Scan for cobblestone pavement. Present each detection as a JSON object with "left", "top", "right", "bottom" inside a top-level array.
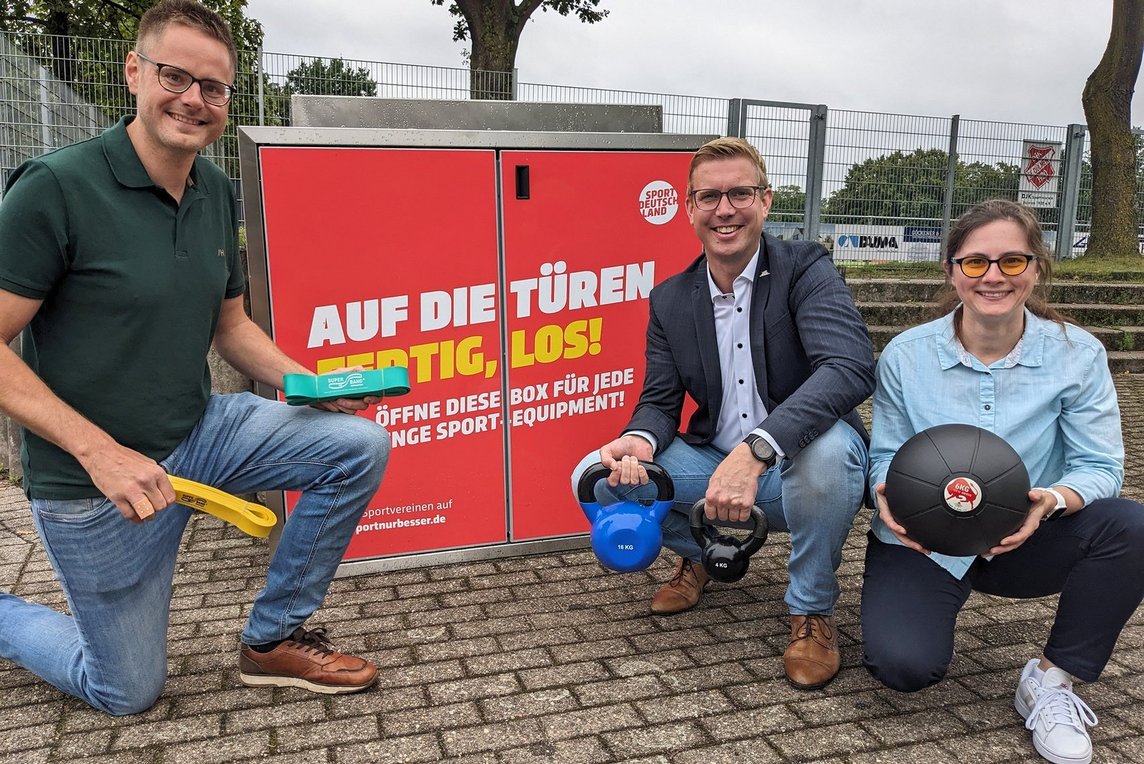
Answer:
[{"left": 2, "top": 376, "right": 1143, "bottom": 763}]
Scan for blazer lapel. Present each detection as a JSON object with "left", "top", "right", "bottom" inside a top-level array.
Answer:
[
  {"left": 750, "top": 236, "right": 772, "bottom": 405},
  {"left": 692, "top": 267, "right": 722, "bottom": 425}
]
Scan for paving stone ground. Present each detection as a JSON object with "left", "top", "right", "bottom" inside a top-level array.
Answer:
[{"left": 2, "top": 375, "right": 1143, "bottom": 763}]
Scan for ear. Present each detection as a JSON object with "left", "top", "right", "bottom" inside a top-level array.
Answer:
[
  {"left": 685, "top": 192, "right": 695, "bottom": 223},
  {"left": 757, "top": 186, "right": 774, "bottom": 219},
  {"left": 125, "top": 51, "right": 142, "bottom": 96}
]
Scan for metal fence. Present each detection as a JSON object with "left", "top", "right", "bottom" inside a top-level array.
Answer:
[{"left": 2, "top": 31, "right": 1142, "bottom": 261}]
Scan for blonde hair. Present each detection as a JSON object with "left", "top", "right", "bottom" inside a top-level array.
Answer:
[{"left": 688, "top": 137, "right": 769, "bottom": 194}]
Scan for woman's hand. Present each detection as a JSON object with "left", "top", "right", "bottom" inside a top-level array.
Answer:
[{"left": 875, "top": 483, "right": 931, "bottom": 555}]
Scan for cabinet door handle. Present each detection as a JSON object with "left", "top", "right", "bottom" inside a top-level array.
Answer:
[{"left": 515, "top": 165, "right": 530, "bottom": 199}]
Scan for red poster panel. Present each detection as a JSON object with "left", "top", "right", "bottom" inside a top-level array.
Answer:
[
  {"left": 500, "top": 150, "right": 699, "bottom": 540},
  {"left": 259, "top": 147, "right": 508, "bottom": 559}
]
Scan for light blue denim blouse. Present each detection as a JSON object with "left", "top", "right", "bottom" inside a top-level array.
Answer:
[{"left": 869, "top": 308, "right": 1124, "bottom": 579}]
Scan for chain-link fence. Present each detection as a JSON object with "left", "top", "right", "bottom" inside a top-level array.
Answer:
[{"left": 2, "top": 31, "right": 1142, "bottom": 261}]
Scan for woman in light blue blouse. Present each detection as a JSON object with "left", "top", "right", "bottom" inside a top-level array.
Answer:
[{"left": 862, "top": 199, "right": 1144, "bottom": 764}]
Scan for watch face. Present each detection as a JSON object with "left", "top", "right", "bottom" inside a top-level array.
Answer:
[{"left": 750, "top": 436, "right": 775, "bottom": 463}]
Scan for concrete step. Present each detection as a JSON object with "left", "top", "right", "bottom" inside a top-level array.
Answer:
[
  {"left": 856, "top": 301, "right": 1144, "bottom": 327},
  {"left": 1108, "top": 352, "right": 1144, "bottom": 374},
  {"left": 866, "top": 324, "right": 1144, "bottom": 354},
  {"left": 847, "top": 278, "right": 1144, "bottom": 306}
]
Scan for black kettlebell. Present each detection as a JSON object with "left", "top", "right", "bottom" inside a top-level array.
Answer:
[{"left": 689, "top": 500, "right": 768, "bottom": 583}]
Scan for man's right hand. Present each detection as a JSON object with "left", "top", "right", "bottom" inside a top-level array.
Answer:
[
  {"left": 598, "top": 434, "right": 654, "bottom": 487},
  {"left": 79, "top": 443, "right": 176, "bottom": 524}
]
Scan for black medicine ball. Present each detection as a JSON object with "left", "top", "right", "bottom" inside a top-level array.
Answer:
[{"left": 885, "top": 424, "right": 1030, "bottom": 557}]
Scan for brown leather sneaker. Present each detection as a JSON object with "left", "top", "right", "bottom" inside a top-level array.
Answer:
[
  {"left": 650, "top": 557, "right": 711, "bottom": 614},
  {"left": 784, "top": 614, "right": 841, "bottom": 690},
  {"left": 238, "top": 626, "right": 377, "bottom": 694}
]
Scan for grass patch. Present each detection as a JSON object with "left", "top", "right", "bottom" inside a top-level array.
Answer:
[
  {"left": 1053, "top": 255, "right": 1144, "bottom": 282},
  {"left": 837, "top": 254, "right": 1144, "bottom": 283}
]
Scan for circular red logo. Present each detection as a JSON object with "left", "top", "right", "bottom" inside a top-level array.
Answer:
[{"left": 943, "top": 476, "right": 982, "bottom": 513}]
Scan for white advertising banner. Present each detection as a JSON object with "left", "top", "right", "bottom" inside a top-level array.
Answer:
[{"left": 827, "top": 224, "right": 942, "bottom": 262}]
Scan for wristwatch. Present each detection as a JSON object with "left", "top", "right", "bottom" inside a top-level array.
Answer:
[
  {"left": 1036, "top": 487, "right": 1067, "bottom": 521},
  {"left": 743, "top": 433, "right": 778, "bottom": 469}
]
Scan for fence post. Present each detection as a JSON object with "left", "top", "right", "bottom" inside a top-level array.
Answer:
[
  {"left": 257, "top": 46, "right": 265, "bottom": 126},
  {"left": 1056, "top": 123, "right": 1086, "bottom": 260},
  {"left": 805, "top": 104, "right": 828, "bottom": 242},
  {"left": 941, "top": 114, "right": 960, "bottom": 247},
  {"left": 512, "top": 67, "right": 518, "bottom": 101},
  {"left": 37, "top": 64, "right": 52, "bottom": 150},
  {"left": 726, "top": 98, "right": 744, "bottom": 137}
]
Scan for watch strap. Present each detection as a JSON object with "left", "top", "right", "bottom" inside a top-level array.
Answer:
[
  {"left": 1036, "top": 487, "right": 1067, "bottom": 521},
  {"left": 744, "top": 433, "right": 777, "bottom": 468}
]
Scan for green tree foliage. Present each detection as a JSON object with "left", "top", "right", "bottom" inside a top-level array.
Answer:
[
  {"left": 768, "top": 184, "right": 807, "bottom": 223},
  {"left": 0, "top": 1, "right": 262, "bottom": 81},
  {"left": 429, "top": 0, "right": 607, "bottom": 99},
  {"left": 285, "top": 57, "right": 377, "bottom": 97},
  {"left": 823, "top": 148, "right": 1020, "bottom": 226}
]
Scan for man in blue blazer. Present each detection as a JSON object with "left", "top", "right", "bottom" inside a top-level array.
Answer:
[{"left": 574, "top": 137, "right": 875, "bottom": 689}]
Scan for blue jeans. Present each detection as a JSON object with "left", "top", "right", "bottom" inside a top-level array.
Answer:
[
  {"left": 572, "top": 421, "right": 868, "bottom": 614},
  {"left": 0, "top": 392, "right": 389, "bottom": 715}
]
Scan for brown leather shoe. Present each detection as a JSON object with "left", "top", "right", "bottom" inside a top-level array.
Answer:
[
  {"left": 784, "top": 614, "right": 841, "bottom": 690},
  {"left": 650, "top": 558, "right": 711, "bottom": 614},
  {"left": 238, "top": 626, "right": 377, "bottom": 694}
]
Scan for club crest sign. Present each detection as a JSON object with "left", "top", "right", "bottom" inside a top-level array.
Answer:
[{"left": 1018, "top": 140, "right": 1062, "bottom": 209}]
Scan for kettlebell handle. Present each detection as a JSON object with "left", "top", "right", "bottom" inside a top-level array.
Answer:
[
  {"left": 689, "top": 499, "right": 768, "bottom": 547},
  {"left": 576, "top": 460, "right": 674, "bottom": 504}
]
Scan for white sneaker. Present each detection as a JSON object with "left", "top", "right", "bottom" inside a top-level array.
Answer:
[{"left": 1014, "top": 658, "right": 1098, "bottom": 764}]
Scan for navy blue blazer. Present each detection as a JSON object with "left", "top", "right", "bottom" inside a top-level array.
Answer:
[{"left": 624, "top": 232, "right": 876, "bottom": 460}]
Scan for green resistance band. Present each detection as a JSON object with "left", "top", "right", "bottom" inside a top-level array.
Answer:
[
  {"left": 283, "top": 367, "right": 411, "bottom": 406},
  {"left": 169, "top": 475, "right": 277, "bottom": 538}
]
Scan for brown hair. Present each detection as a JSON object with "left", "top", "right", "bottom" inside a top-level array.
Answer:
[
  {"left": 936, "top": 198, "right": 1070, "bottom": 333},
  {"left": 137, "top": 0, "right": 237, "bottom": 73},
  {"left": 688, "top": 137, "right": 769, "bottom": 194}
]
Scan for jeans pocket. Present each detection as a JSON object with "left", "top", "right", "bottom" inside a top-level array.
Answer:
[
  {"left": 33, "top": 496, "right": 108, "bottom": 523},
  {"left": 32, "top": 497, "right": 142, "bottom": 593}
]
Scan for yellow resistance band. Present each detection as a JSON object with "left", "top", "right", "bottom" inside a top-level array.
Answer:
[{"left": 168, "top": 476, "right": 278, "bottom": 538}]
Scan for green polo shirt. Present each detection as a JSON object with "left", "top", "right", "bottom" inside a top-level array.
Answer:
[{"left": 0, "top": 116, "right": 245, "bottom": 498}]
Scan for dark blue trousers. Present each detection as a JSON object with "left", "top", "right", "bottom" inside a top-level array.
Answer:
[{"left": 861, "top": 497, "right": 1144, "bottom": 690}]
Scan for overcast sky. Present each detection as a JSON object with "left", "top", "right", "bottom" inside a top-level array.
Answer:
[{"left": 245, "top": 0, "right": 1142, "bottom": 129}]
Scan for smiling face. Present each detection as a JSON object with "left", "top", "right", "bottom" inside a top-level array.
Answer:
[
  {"left": 947, "top": 219, "right": 1039, "bottom": 328},
  {"left": 125, "top": 22, "right": 233, "bottom": 163},
  {"left": 686, "top": 156, "right": 773, "bottom": 275}
]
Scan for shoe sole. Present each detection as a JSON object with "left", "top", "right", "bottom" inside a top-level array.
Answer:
[
  {"left": 785, "top": 671, "right": 838, "bottom": 691},
  {"left": 238, "top": 671, "right": 376, "bottom": 695},
  {"left": 1014, "top": 691, "right": 1092, "bottom": 764}
]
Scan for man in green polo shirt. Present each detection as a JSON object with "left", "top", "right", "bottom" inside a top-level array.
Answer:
[{"left": 0, "top": 0, "right": 390, "bottom": 715}]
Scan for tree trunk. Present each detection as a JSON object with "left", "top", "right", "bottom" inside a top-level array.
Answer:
[
  {"left": 46, "top": 9, "right": 74, "bottom": 84},
  {"left": 457, "top": 0, "right": 540, "bottom": 100},
  {"left": 1081, "top": 0, "right": 1144, "bottom": 257}
]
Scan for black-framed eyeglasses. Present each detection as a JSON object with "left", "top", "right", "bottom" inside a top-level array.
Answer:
[
  {"left": 689, "top": 185, "right": 767, "bottom": 211},
  {"left": 948, "top": 254, "right": 1036, "bottom": 278},
  {"left": 135, "top": 52, "right": 236, "bottom": 106}
]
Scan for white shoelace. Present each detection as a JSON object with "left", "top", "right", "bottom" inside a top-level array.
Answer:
[{"left": 1024, "top": 683, "right": 1098, "bottom": 734}]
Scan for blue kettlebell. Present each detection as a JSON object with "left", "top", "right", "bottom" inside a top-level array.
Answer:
[
  {"left": 577, "top": 461, "right": 675, "bottom": 573},
  {"left": 689, "top": 500, "right": 768, "bottom": 583}
]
